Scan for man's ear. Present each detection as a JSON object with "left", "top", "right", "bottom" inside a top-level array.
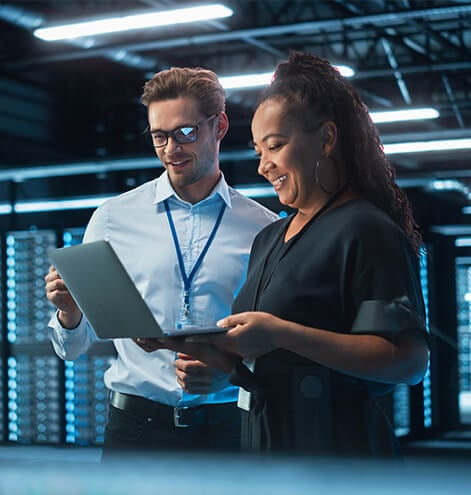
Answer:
[
  {"left": 216, "top": 111, "right": 229, "bottom": 140},
  {"left": 320, "top": 121, "right": 337, "bottom": 156}
]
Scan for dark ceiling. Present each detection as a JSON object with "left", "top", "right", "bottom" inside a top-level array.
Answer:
[{"left": 1, "top": 0, "right": 471, "bottom": 213}]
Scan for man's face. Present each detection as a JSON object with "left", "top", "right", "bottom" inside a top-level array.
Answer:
[{"left": 147, "top": 97, "right": 227, "bottom": 202}]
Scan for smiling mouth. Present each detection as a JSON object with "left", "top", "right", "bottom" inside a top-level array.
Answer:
[
  {"left": 167, "top": 159, "right": 190, "bottom": 168},
  {"left": 272, "top": 175, "right": 287, "bottom": 187}
]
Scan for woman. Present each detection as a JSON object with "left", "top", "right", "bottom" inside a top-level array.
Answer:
[{"left": 163, "top": 52, "right": 430, "bottom": 457}]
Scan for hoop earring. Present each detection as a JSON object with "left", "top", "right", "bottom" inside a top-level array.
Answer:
[{"left": 315, "top": 156, "right": 338, "bottom": 194}]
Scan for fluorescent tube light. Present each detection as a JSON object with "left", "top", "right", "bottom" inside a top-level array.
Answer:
[
  {"left": 0, "top": 204, "right": 13, "bottom": 214},
  {"left": 219, "top": 65, "right": 355, "bottom": 89},
  {"left": 334, "top": 65, "right": 355, "bottom": 78},
  {"left": 219, "top": 72, "right": 274, "bottom": 90},
  {"left": 3, "top": 170, "right": 471, "bottom": 215},
  {"left": 456, "top": 238, "right": 471, "bottom": 247},
  {"left": 34, "top": 4, "right": 233, "bottom": 41},
  {"left": 384, "top": 138, "right": 471, "bottom": 154},
  {"left": 6, "top": 195, "right": 114, "bottom": 214},
  {"left": 370, "top": 108, "right": 440, "bottom": 123},
  {"left": 428, "top": 179, "right": 467, "bottom": 192},
  {"left": 235, "top": 185, "right": 276, "bottom": 198},
  {"left": 426, "top": 179, "right": 471, "bottom": 198},
  {"left": 0, "top": 186, "right": 275, "bottom": 215}
]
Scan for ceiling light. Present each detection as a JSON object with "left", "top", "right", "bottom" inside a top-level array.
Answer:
[
  {"left": 219, "top": 72, "right": 273, "bottom": 90},
  {"left": 219, "top": 65, "right": 355, "bottom": 89},
  {"left": 370, "top": 108, "right": 440, "bottom": 123},
  {"left": 12, "top": 196, "right": 114, "bottom": 213},
  {"left": 384, "top": 138, "right": 471, "bottom": 154},
  {"left": 0, "top": 186, "right": 276, "bottom": 214},
  {"left": 235, "top": 185, "right": 275, "bottom": 198},
  {"left": 334, "top": 65, "right": 355, "bottom": 77},
  {"left": 33, "top": 4, "right": 233, "bottom": 41},
  {"left": 426, "top": 179, "right": 471, "bottom": 198}
]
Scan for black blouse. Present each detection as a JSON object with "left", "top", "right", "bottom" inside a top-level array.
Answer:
[{"left": 233, "top": 199, "right": 426, "bottom": 456}]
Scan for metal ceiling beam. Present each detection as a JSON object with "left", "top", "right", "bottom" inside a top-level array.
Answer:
[
  {"left": 0, "top": 4, "right": 157, "bottom": 71},
  {"left": 354, "top": 61, "right": 471, "bottom": 79},
  {"left": 381, "top": 128, "right": 471, "bottom": 143},
  {"left": 0, "top": 149, "right": 257, "bottom": 182},
  {"left": 140, "top": 0, "right": 285, "bottom": 57},
  {"left": 0, "top": 4, "right": 42, "bottom": 28},
  {"left": 381, "top": 37, "right": 412, "bottom": 105},
  {"left": 0, "top": 1, "right": 284, "bottom": 75},
  {"left": 5, "top": 4, "right": 471, "bottom": 70},
  {"left": 1, "top": 127, "right": 471, "bottom": 182},
  {"left": 441, "top": 74, "right": 465, "bottom": 129}
]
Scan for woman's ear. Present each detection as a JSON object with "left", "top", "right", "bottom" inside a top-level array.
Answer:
[{"left": 320, "top": 121, "right": 337, "bottom": 157}]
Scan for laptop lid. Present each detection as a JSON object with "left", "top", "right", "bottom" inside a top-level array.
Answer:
[{"left": 48, "top": 240, "right": 224, "bottom": 339}]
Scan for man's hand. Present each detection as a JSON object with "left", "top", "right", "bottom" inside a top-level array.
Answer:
[
  {"left": 44, "top": 265, "right": 82, "bottom": 329},
  {"left": 174, "top": 353, "right": 232, "bottom": 394},
  {"left": 151, "top": 337, "right": 240, "bottom": 394}
]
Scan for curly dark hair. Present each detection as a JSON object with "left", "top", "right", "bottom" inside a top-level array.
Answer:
[{"left": 257, "top": 52, "right": 422, "bottom": 253}]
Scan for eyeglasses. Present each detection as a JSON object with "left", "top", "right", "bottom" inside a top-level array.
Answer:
[{"left": 148, "top": 113, "right": 219, "bottom": 148}]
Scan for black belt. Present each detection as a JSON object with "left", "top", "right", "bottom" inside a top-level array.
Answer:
[{"left": 109, "top": 390, "right": 237, "bottom": 428}]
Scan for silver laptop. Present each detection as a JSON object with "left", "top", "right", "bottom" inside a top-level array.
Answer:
[{"left": 48, "top": 240, "right": 225, "bottom": 339}]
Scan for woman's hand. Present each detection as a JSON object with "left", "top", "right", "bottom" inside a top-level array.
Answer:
[{"left": 187, "top": 311, "right": 283, "bottom": 359}]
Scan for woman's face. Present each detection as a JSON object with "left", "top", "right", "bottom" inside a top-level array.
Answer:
[{"left": 251, "top": 98, "right": 324, "bottom": 210}]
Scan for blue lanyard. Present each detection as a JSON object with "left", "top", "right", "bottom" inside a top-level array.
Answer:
[{"left": 164, "top": 199, "right": 227, "bottom": 320}]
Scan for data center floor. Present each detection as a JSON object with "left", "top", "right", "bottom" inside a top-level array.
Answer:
[{"left": 1, "top": 439, "right": 471, "bottom": 495}]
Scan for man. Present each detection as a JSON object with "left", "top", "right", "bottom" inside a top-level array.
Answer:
[{"left": 45, "top": 66, "right": 277, "bottom": 456}]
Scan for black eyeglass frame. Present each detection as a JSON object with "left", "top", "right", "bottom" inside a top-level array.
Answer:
[{"left": 148, "top": 113, "right": 219, "bottom": 148}]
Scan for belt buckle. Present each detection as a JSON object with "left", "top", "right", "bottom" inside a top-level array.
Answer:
[{"left": 173, "top": 406, "right": 190, "bottom": 428}]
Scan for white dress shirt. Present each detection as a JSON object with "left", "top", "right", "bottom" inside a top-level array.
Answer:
[{"left": 49, "top": 172, "right": 277, "bottom": 407}]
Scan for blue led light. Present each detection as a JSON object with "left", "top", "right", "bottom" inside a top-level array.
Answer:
[
  {"left": 63, "top": 232, "right": 73, "bottom": 245},
  {"left": 65, "top": 391, "right": 75, "bottom": 400},
  {"left": 66, "top": 413, "right": 76, "bottom": 422}
]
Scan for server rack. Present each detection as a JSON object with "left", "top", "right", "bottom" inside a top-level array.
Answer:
[{"left": 1, "top": 227, "right": 115, "bottom": 446}]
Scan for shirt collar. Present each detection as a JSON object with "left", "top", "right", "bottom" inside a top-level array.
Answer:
[{"left": 153, "top": 170, "right": 232, "bottom": 208}]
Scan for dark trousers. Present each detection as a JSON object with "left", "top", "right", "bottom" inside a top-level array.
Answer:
[{"left": 102, "top": 392, "right": 241, "bottom": 460}]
